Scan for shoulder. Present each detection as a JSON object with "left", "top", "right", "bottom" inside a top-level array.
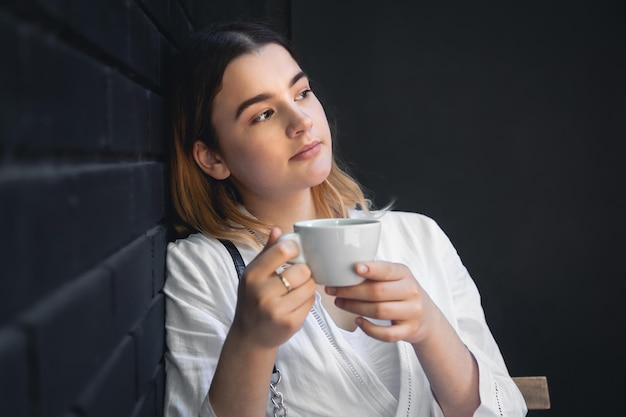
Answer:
[
  {"left": 377, "top": 210, "right": 439, "bottom": 230},
  {"left": 165, "top": 233, "right": 241, "bottom": 297},
  {"left": 361, "top": 210, "right": 458, "bottom": 263},
  {"left": 168, "top": 232, "right": 224, "bottom": 257},
  {"left": 167, "top": 232, "right": 229, "bottom": 271},
  {"left": 169, "top": 233, "right": 257, "bottom": 263},
  {"left": 164, "top": 234, "right": 251, "bottom": 325},
  {"left": 350, "top": 208, "right": 437, "bottom": 226},
  {"left": 354, "top": 209, "right": 446, "bottom": 243}
]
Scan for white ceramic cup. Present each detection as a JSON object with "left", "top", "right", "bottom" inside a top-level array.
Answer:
[{"left": 278, "top": 218, "right": 381, "bottom": 287}]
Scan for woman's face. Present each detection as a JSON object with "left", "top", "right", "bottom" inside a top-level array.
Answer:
[{"left": 209, "top": 43, "right": 333, "bottom": 204}]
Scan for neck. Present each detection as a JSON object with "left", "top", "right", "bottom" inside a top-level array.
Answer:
[{"left": 243, "top": 190, "right": 318, "bottom": 233}]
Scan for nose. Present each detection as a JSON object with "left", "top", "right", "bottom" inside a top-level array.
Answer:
[{"left": 285, "top": 106, "right": 313, "bottom": 139}]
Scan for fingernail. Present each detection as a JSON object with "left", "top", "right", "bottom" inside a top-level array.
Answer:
[
  {"left": 283, "top": 240, "right": 297, "bottom": 252},
  {"left": 325, "top": 286, "right": 336, "bottom": 295},
  {"left": 355, "top": 263, "right": 368, "bottom": 274}
]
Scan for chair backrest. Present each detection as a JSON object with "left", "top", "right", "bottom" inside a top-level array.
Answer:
[{"left": 512, "top": 376, "right": 551, "bottom": 410}]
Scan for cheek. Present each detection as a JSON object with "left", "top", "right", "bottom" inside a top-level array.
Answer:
[
  {"left": 225, "top": 142, "right": 280, "bottom": 183},
  {"left": 311, "top": 104, "right": 332, "bottom": 137}
]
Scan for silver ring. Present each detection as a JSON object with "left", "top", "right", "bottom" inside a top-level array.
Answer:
[{"left": 278, "top": 274, "right": 291, "bottom": 294}]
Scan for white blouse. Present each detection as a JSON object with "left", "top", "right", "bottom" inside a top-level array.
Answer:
[
  {"left": 337, "top": 324, "right": 401, "bottom": 400},
  {"left": 164, "top": 211, "right": 527, "bottom": 416}
]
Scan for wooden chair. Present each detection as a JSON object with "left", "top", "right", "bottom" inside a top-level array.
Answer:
[{"left": 512, "top": 376, "right": 551, "bottom": 410}]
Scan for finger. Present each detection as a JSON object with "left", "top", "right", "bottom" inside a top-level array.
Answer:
[
  {"left": 257, "top": 227, "right": 282, "bottom": 255},
  {"left": 286, "top": 290, "right": 316, "bottom": 327},
  {"left": 328, "top": 278, "right": 408, "bottom": 302},
  {"left": 247, "top": 236, "right": 300, "bottom": 278},
  {"left": 329, "top": 262, "right": 414, "bottom": 301},
  {"left": 265, "top": 227, "right": 282, "bottom": 247},
  {"left": 277, "top": 264, "right": 311, "bottom": 290},
  {"left": 256, "top": 279, "right": 316, "bottom": 340},
  {"left": 353, "top": 261, "right": 408, "bottom": 282},
  {"left": 266, "top": 277, "right": 316, "bottom": 327},
  {"left": 335, "top": 298, "right": 407, "bottom": 320},
  {"left": 357, "top": 318, "right": 410, "bottom": 343},
  {"left": 260, "top": 263, "right": 312, "bottom": 303},
  {"left": 280, "top": 277, "right": 317, "bottom": 312}
]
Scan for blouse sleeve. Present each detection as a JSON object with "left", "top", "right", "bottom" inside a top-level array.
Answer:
[
  {"left": 163, "top": 237, "right": 240, "bottom": 417},
  {"left": 431, "top": 218, "right": 528, "bottom": 417}
]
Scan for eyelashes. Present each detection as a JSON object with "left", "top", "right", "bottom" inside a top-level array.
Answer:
[
  {"left": 251, "top": 88, "right": 313, "bottom": 124},
  {"left": 296, "top": 89, "right": 312, "bottom": 100},
  {"left": 253, "top": 109, "right": 275, "bottom": 123}
]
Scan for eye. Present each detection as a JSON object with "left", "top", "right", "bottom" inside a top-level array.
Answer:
[
  {"left": 253, "top": 109, "right": 274, "bottom": 123},
  {"left": 296, "top": 88, "right": 312, "bottom": 100}
]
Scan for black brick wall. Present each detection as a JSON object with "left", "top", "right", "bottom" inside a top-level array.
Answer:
[{"left": 0, "top": 1, "right": 290, "bottom": 416}]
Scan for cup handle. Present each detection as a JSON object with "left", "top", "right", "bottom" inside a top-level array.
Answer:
[{"left": 278, "top": 232, "right": 305, "bottom": 264}]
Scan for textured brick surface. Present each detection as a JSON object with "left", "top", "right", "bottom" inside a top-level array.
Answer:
[
  {"left": 131, "top": 385, "right": 156, "bottom": 417},
  {"left": 147, "top": 92, "right": 166, "bottom": 155},
  {"left": 0, "top": 2, "right": 288, "bottom": 416},
  {"left": 109, "top": 71, "right": 150, "bottom": 153},
  {"left": 168, "top": 0, "right": 193, "bottom": 48},
  {"left": 135, "top": 0, "right": 193, "bottom": 48},
  {"left": 106, "top": 234, "right": 153, "bottom": 339},
  {"left": 159, "top": 34, "right": 176, "bottom": 90},
  {"left": 133, "top": 294, "right": 164, "bottom": 393},
  {"left": 29, "top": 0, "right": 130, "bottom": 65},
  {"left": 0, "top": 10, "right": 19, "bottom": 154},
  {"left": 129, "top": 1, "right": 161, "bottom": 86},
  {"left": 0, "top": 162, "right": 165, "bottom": 323},
  {"left": 129, "top": 162, "right": 165, "bottom": 235},
  {"left": 20, "top": 26, "right": 109, "bottom": 152},
  {"left": 150, "top": 226, "right": 168, "bottom": 296},
  {"left": 74, "top": 336, "right": 137, "bottom": 417},
  {"left": 136, "top": 0, "right": 170, "bottom": 33},
  {"left": 0, "top": 168, "right": 76, "bottom": 323},
  {"left": 68, "top": 164, "right": 137, "bottom": 269},
  {"left": 177, "top": 0, "right": 193, "bottom": 20},
  {"left": 0, "top": 327, "right": 29, "bottom": 417},
  {"left": 20, "top": 267, "right": 114, "bottom": 417},
  {"left": 154, "top": 364, "right": 165, "bottom": 417}
]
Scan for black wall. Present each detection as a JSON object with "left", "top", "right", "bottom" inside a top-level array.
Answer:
[
  {"left": 2, "top": 1, "right": 623, "bottom": 416},
  {"left": 292, "top": 1, "right": 625, "bottom": 416},
  {"left": 0, "top": 1, "right": 289, "bottom": 416}
]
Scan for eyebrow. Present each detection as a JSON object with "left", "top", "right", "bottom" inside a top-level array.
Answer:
[{"left": 235, "top": 71, "right": 308, "bottom": 119}]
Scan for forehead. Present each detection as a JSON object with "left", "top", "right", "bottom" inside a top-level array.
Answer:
[{"left": 214, "top": 43, "right": 302, "bottom": 109}]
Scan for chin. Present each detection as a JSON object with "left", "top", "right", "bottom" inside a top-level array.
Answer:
[
  {"left": 310, "top": 160, "right": 332, "bottom": 185},
  {"left": 301, "top": 171, "right": 328, "bottom": 190}
]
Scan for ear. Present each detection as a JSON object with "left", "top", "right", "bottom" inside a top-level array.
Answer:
[{"left": 192, "top": 140, "right": 231, "bottom": 180}]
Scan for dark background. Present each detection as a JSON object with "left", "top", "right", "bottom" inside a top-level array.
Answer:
[
  {"left": 291, "top": 1, "right": 626, "bottom": 416},
  {"left": 1, "top": 0, "right": 623, "bottom": 416},
  {"left": 0, "top": 1, "right": 288, "bottom": 416}
]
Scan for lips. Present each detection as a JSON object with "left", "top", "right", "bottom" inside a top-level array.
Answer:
[{"left": 291, "top": 141, "right": 321, "bottom": 160}]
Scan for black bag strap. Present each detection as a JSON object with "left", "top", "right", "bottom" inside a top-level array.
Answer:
[
  {"left": 218, "top": 239, "right": 278, "bottom": 375},
  {"left": 218, "top": 239, "right": 246, "bottom": 278}
]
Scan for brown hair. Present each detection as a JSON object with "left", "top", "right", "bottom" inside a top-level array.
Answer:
[{"left": 170, "top": 21, "right": 370, "bottom": 246}]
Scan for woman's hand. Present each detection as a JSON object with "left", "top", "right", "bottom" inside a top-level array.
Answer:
[
  {"left": 231, "top": 227, "right": 317, "bottom": 348},
  {"left": 325, "top": 261, "right": 443, "bottom": 345},
  {"left": 327, "top": 261, "right": 481, "bottom": 417},
  {"left": 210, "top": 228, "right": 316, "bottom": 417}
]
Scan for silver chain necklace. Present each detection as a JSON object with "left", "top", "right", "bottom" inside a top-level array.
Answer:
[
  {"left": 270, "top": 370, "right": 288, "bottom": 416},
  {"left": 246, "top": 227, "right": 267, "bottom": 246}
]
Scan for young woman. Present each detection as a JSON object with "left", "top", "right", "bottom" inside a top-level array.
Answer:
[{"left": 165, "top": 21, "right": 527, "bottom": 417}]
